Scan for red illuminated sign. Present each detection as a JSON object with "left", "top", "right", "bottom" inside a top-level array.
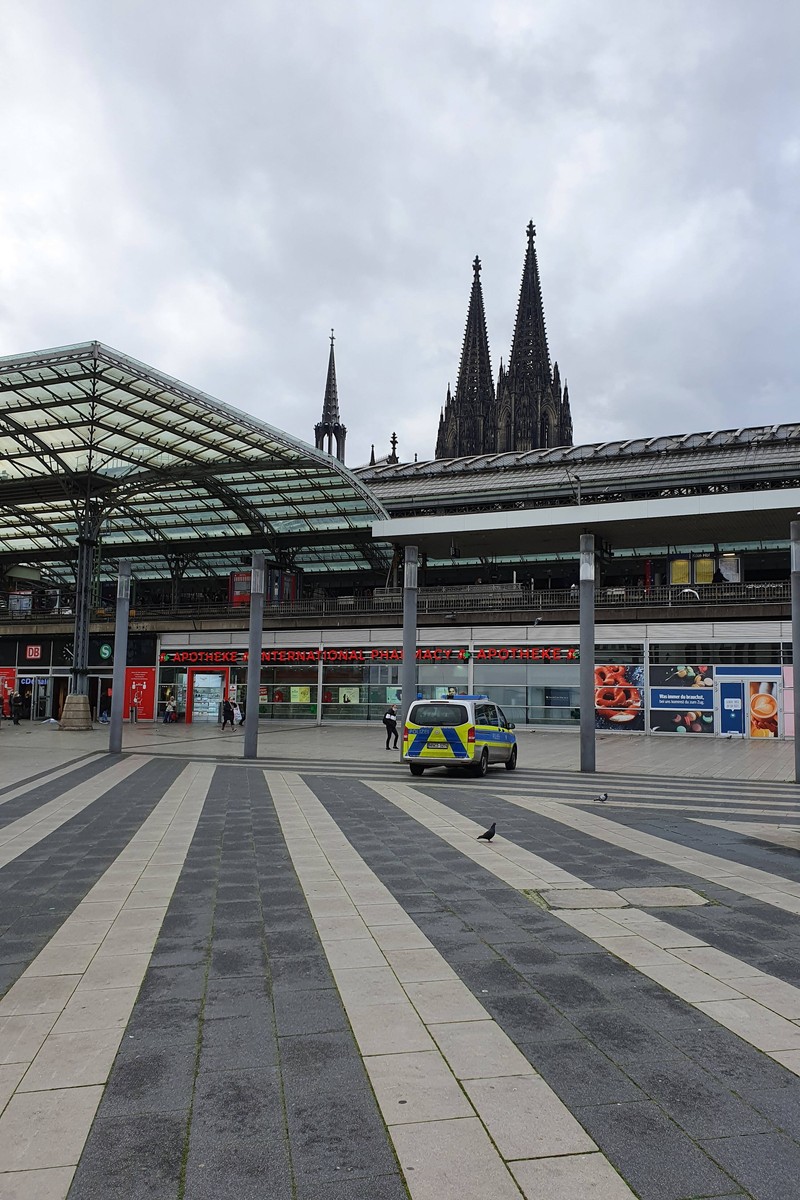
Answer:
[
  {"left": 25, "top": 645, "right": 42, "bottom": 660},
  {"left": 159, "top": 645, "right": 578, "bottom": 667}
]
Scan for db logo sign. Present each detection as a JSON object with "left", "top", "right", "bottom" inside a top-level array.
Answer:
[{"left": 25, "top": 646, "right": 42, "bottom": 660}]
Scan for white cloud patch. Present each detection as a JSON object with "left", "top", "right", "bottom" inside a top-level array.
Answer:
[{"left": 0, "top": 0, "right": 797, "bottom": 464}]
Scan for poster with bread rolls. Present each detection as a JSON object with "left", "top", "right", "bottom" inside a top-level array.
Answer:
[{"left": 594, "top": 664, "right": 644, "bottom": 731}]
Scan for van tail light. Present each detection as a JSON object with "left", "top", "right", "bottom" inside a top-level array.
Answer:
[
  {"left": 403, "top": 725, "right": 410, "bottom": 741},
  {"left": 468, "top": 727, "right": 475, "bottom": 744}
]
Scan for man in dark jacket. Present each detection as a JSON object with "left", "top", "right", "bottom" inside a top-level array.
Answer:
[
  {"left": 382, "top": 704, "right": 399, "bottom": 750},
  {"left": 221, "top": 698, "right": 235, "bottom": 730},
  {"left": 11, "top": 692, "right": 22, "bottom": 725}
]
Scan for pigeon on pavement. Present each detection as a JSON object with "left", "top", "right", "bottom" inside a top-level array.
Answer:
[
  {"left": 477, "top": 822, "right": 496, "bottom": 842},
  {"left": 593, "top": 792, "right": 608, "bottom": 803}
]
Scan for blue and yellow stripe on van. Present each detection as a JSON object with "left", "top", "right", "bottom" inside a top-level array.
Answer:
[{"left": 403, "top": 720, "right": 472, "bottom": 761}]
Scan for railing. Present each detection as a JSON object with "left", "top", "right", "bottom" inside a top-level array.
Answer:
[{"left": 0, "top": 580, "right": 790, "bottom": 625}]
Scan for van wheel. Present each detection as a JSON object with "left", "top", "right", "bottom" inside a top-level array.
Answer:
[
  {"left": 409, "top": 763, "right": 425, "bottom": 777},
  {"left": 505, "top": 746, "right": 518, "bottom": 771},
  {"left": 473, "top": 749, "right": 489, "bottom": 777}
]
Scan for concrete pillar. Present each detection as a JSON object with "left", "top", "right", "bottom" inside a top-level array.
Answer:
[
  {"left": 792, "top": 522, "right": 800, "bottom": 783},
  {"left": 316, "top": 648, "right": 324, "bottom": 726},
  {"left": 108, "top": 561, "right": 130, "bottom": 754},
  {"left": 400, "top": 546, "right": 419, "bottom": 743},
  {"left": 243, "top": 552, "right": 265, "bottom": 760},
  {"left": 579, "top": 533, "right": 596, "bottom": 773},
  {"left": 71, "top": 531, "right": 95, "bottom": 694}
]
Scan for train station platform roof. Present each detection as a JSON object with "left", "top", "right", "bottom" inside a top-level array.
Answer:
[
  {"left": 0, "top": 342, "right": 388, "bottom": 582},
  {"left": 372, "top": 487, "right": 800, "bottom": 560}
]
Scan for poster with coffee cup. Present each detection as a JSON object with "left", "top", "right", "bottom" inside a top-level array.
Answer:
[{"left": 749, "top": 683, "right": 778, "bottom": 737}]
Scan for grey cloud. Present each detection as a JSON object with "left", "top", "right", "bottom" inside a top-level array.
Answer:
[{"left": 0, "top": 0, "right": 797, "bottom": 467}]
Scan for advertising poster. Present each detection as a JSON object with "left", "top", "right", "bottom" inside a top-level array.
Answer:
[
  {"left": 385, "top": 686, "right": 402, "bottom": 705},
  {"left": 749, "top": 680, "right": 779, "bottom": 737},
  {"left": 290, "top": 686, "right": 311, "bottom": 704},
  {"left": 124, "top": 667, "right": 155, "bottom": 721},
  {"left": 648, "top": 663, "right": 715, "bottom": 734},
  {"left": 339, "top": 687, "right": 359, "bottom": 705},
  {"left": 594, "top": 664, "right": 644, "bottom": 731},
  {"left": 0, "top": 667, "right": 16, "bottom": 717}
]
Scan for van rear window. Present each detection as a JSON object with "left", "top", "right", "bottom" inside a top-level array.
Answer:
[{"left": 409, "top": 703, "right": 469, "bottom": 727}]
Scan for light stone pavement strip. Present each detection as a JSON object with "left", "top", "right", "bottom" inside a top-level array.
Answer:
[
  {"left": 0, "top": 762, "right": 212, "bottom": 1200},
  {"left": 695, "top": 817, "right": 800, "bottom": 851},
  {"left": 366, "top": 779, "right": 800, "bottom": 1079},
  {"left": 267, "top": 770, "right": 636, "bottom": 1200},
  {"left": 0, "top": 757, "right": 149, "bottom": 869},
  {"left": 0, "top": 758, "right": 109, "bottom": 813},
  {"left": 508, "top": 795, "right": 800, "bottom": 917}
]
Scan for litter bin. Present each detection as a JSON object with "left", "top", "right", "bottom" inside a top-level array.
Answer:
[{"left": 129, "top": 705, "right": 138, "bottom": 723}]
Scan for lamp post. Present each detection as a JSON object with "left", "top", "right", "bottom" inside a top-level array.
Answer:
[
  {"left": 792, "top": 522, "right": 800, "bottom": 783},
  {"left": 400, "top": 546, "right": 419, "bottom": 752},
  {"left": 108, "top": 561, "right": 130, "bottom": 754},
  {"left": 243, "top": 552, "right": 265, "bottom": 760},
  {"left": 579, "top": 533, "right": 596, "bottom": 773}
]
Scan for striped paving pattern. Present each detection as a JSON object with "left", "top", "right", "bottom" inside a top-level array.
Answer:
[{"left": 1, "top": 755, "right": 800, "bottom": 1197}]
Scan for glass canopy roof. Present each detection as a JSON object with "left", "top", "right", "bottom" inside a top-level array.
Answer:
[{"left": 0, "top": 342, "right": 388, "bottom": 581}]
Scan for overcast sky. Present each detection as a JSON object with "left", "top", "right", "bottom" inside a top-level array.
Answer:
[{"left": 1, "top": 0, "right": 798, "bottom": 468}]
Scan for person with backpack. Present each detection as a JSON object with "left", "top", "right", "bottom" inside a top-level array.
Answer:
[{"left": 382, "top": 704, "right": 399, "bottom": 750}]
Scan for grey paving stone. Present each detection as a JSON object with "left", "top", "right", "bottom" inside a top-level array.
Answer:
[
  {"left": 199, "top": 1013, "right": 277, "bottom": 1072},
  {"left": 100, "top": 1043, "right": 196, "bottom": 1116},
  {"left": 281, "top": 1031, "right": 398, "bottom": 1185},
  {"left": 125, "top": 997, "right": 203, "bottom": 1045},
  {"left": 701, "top": 1131, "right": 800, "bottom": 1200},
  {"left": 273, "top": 986, "right": 350, "bottom": 1038},
  {"left": 632, "top": 1053, "right": 774, "bottom": 1138},
  {"left": 138, "top": 964, "right": 207, "bottom": 1003},
  {"left": 577, "top": 1099, "right": 739, "bottom": 1199},
  {"left": 67, "top": 1110, "right": 187, "bottom": 1199},
  {"left": 294, "top": 1173, "right": 409, "bottom": 1199},
  {"left": 526, "top": 1037, "right": 645, "bottom": 1107},
  {"left": 208, "top": 942, "right": 265, "bottom": 978},
  {"left": 204, "top": 974, "right": 270, "bottom": 1021},
  {"left": 184, "top": 1067, "right": 292, "bottom": 1200},
  {"left": 270, "top": 950, "right": 334, "bottom": 992}
]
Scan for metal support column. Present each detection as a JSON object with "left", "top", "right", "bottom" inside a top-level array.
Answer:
[
  {"left": 316, "top": 649, "right": 324, "bottom": 726},
  {"left": 792, "top": 523, "right": 800, "bottom": 784},
  {"left": 579, "top": 533, "right": 596, "bottom": 773},
  {"left": 400, "top": 546, "right": 419, "bottom": 744},
  {"left": 243, "top": 553, "right": 265, "bottom": 760},
  {"left": 108, "top": 562, "right": 130, "bottom": 754},
  {"left": 71, "top": 531, "right": 96, "bottom": 695}
]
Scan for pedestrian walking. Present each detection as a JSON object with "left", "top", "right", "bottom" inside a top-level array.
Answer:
[
  {"left": 10, "top": 692, "right": 22, "bottom": 726},
  {"left": 163, "top": 699, "right": 176, "bottom": 724},
  {"left": 382, "top": 704, "right": 399, "bottom": 750},
  {"left": 232, "top": 701, "right": 243, "bottom": 727},
  {"left": 221, "top": 698, "right": 235, "bottom": 730}
]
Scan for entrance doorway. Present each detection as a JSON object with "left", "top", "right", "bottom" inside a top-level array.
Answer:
[
  {"left": 717, "top": 669, "right": 781, "bottom": 738},
  {"left": 188, "top": 671, "right": 227, "bottom": 723},
  {"left": 89, "top": 676, "right": 114, "bottom": 722}
]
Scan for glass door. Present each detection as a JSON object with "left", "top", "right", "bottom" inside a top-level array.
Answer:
[
  {"left": 190, "top": 672, "right": 226, "bottom": 723},
  {"left": 32, "top": 676, "right": 52, "bottom": 721}
]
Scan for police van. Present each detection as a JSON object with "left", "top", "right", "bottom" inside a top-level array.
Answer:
[{"left": 403, "top": 695, "right": 517, "bottom": 777}]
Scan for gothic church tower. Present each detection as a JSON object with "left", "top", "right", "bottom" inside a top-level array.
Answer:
[
  {"left": 436, "top": 257, "right": 495, "bottom": 459},
  {"left": 435, "top": 223, "right": 573, "bottom": 458},
  {"left": 314, "top": 331, "right": 347, "bottom": 463}
]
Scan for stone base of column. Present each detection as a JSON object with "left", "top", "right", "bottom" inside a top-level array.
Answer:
[{"left": 59, "top": 694, "right": 93, "bottom": 731}]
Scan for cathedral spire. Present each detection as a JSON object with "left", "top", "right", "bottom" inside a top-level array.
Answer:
[
  {"left": 435, "top": 255, "right": 496, "bottom": 458},
  {"left": 496, "top": 222, "right": 572, "bottom": 451},
  {"left": 314, "top": 330, "right": 347, "bottom": 463},
  {"left": 507, "top": 222, "right": 551, "bottom": 397}
]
